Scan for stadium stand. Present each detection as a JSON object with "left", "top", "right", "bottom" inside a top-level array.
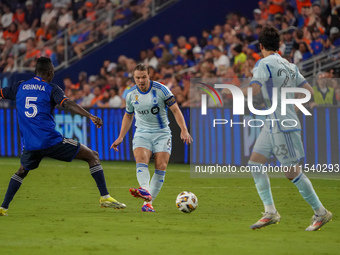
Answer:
[{"left": 1, "top": 0, "right": 340, "bottom": 108}]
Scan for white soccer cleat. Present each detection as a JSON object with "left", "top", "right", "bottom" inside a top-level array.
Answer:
[
  {"left": 305, "top": 210, "right": 332, "bottom": 231},
  {"left": 250, "top": 212, "right": 281, "bottom": 229}
]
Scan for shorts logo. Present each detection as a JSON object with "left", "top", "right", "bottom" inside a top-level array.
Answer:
[{"left": 151, "top": 106, "right": 160, "bottom": 115}]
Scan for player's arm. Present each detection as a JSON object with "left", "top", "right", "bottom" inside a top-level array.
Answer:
[
  {"left": 0, "top": 81, "right": 23, "bottom": 100},
  {"left": 240, "top": 83, "right": 262, "bottom": 96},
  {"left": 62, "top": 99, "right": 102, "bottom": 128},
  {"left": 110, "top": 112, "right": 134, "bottom": 151},
  {"left": 169, "top": 102, "right": 193, "bottom": 145}
]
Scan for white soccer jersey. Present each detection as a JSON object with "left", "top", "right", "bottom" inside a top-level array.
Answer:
[
  {"left": 125, "top": 81, "right": 176, "bottom": 131},
  {"left": 250, "top": 53, "right": 307, "bottom": 133}
]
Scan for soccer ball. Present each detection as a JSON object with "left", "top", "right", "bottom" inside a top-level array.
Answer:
[{"left": 176, "top": 191, "right": 198, "bottom": 213}]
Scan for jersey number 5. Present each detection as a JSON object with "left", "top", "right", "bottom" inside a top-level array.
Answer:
[{"left": 25, "top": 97, "right": 38, "bottom": 118}]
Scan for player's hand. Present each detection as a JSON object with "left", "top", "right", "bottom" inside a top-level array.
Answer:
[
  {"left": 181, "top": 130, "right": 193, "bottom": 145},
  {"left": 90, "top": 115, "right": 102, "bottom": 128},
  {"left": 111, "top": 137, "right": 123, "bottom": 152}
]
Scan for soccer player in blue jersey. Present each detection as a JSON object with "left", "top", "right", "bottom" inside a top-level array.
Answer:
[
  {"left": 240, "top": 26, "right": 332, "bottom": 231},
  {"left": 111, "top": 64, "right": 192, "bottom": 212},
  {"left": 0, "top": 57, "right": 126, "bottom": 216}
]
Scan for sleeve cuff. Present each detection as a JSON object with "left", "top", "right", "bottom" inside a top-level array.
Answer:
[
  {"left": 298, "top": 80, "right": 307, "bottom": 87},
  {"left": 0, "top": 89, "right": 5, "bottom": 99},
  {"left": 250, "top": 80, "right": 263, "bottom": 87},
  {"left": 125, "top": 109, "right": 134, "bottom": 114}
]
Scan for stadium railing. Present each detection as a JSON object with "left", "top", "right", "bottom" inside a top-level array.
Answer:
[{"left": 14, "top": 0, "right": 178, "bottom": 73}]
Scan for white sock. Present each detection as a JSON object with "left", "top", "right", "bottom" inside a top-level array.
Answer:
[
  {"left": 292, "top": 172, "right": 326, "bottom": 215},
  {"left": 136, "top": 163, "right": 150, "bottom": 191},
  {"left": 149, "top": 169, "right": 166, "bottom": 202}
]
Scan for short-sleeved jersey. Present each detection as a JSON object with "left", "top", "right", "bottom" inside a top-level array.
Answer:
[
  {"left": 0, "top": 76, "right": 68, "bottom": 151},
  {"left": 125, "top": 80, "right": 176, "bottom": 131},
  {"left": 250, "top": 53, "right": 307, "bottom": 133}
]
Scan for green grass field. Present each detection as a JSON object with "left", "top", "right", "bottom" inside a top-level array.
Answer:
[{"left": 0, "top": 158, "right": 339, "bottom": 255}]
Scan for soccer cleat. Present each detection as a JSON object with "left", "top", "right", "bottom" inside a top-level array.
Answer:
[
  {"left": 305, "top": 210, "right": 332, "bottom": 231},
  {"left": 129, "top": 187, "right": 152, "bottom": 202},
  {"left": 141, "top": 203, "right": 155, "bottom": 212},
  {"left": 99, "top": 196, "right": 126, "bottom": 209},
  {"left": 0, "top": 207, "right": 8, "bottom": 216},
  {"left": 250, "top": 212, "right": 281, "bottom": 229}
]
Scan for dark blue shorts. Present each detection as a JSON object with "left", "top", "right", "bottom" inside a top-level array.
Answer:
[{"left": 21, "top": 138, "right": 81, "bottom": 170}]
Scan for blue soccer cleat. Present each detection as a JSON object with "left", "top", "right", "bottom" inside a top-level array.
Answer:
[{"left": 141, "top": 203, "right": 155, "bottom": 212}]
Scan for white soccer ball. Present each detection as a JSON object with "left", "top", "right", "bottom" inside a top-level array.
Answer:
[{"left": 176, "top": 191, "right": 198, "bottom": 213}]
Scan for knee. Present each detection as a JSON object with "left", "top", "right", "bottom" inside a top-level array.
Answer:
[
  {"left": 91, "top": 150, "right": 100, "bottom": 162},
  {"left": 155, "top": 162, "right": 168, "bottom": 171},
  {"left": 15, "top": 166, "right": 29, "bottom": 178}
]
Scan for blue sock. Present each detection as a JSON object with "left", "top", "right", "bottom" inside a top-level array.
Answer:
[
  {"left": 149, "top": 169, "right": 165, "bottom": 202},
  {"left": 292, "top": 172, "right": 326, "bottom": 215},
  {"left": 136, "top": 163, "right": 150, "bottom": 191},
  {"left": 249, "top": 161, "right": 276, "bottom": 213},
  {"left": 1, "top": 174, "right": 23, "bottom": 209},
  {"left": 90, "top": 164, "right": 109, "bottom": 196}
]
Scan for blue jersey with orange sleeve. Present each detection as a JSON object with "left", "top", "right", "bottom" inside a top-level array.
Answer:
[{"left": 0, "top": 76, "right": 68, "bottom": 151}]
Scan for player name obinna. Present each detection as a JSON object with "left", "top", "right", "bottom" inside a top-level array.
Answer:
[{"left": 22, "top": 84, "right": 46, "bottom": 91}]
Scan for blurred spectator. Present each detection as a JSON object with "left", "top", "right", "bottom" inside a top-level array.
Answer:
[
  {"left": 310, "top": 72, "right": 337, "bottom": 108},
  {"left": 13, "top": 4, "right": 26, "bottom": 26},
  {"left": 310, "top": 27, "right": 324, "bottom": 55},
  {"left": 58, "top": 5, "right": 73, "bottom": 29},
  {"left": 212, "top": 46, "right": 230, "bottom": 68},
  {"left": 163, "top": 34, "right": 174, "bottom": 50},
  {"left": 1, "top": 4, "right": 13, "bottom": 30},
  {"left": 144, "top": 48, "right": 159, "bottom": 69},
  {"left": 73, "top": 22, "right": 96, "bottom": 58},
  {"left": 246, "top": 44, "right": 261, "bottom": 62},
  {"left": 280, "top": 30, "right": 295, "bottom": 58},
  {"left": 23, "top": 38, "right": 40, "bottom": 67},
  {"left": 151, "top": 36, "right": 165, "bottom": 58},
  {"left": 41, "top": 3, "right": 57, "bottom": 27},
  {"left": 177, "top": 36, "right": 192, "bottom": 51},
  {"left": 96, "top": 89, "right": 111, "bottom": 108},
  {"left": 90, "top": 86, "right": 104, "bottom": 107},
  {"left": 24, "top": 0, "right": 39, "bottom": 30},
  {"left": 232, "top": 44, "right": 247, "bottom": 72},
  {"left": 18, "top": 21, "right": 35, "bottom": 50},
  {"left": 3, "top": 23, "right": 19, "bottom": 44},
  {"left": 108, "top": 88, "right": 122, "bottom": 107},
  {"left": 85, "top": 2, "right": 96, "bottom": 21},
  {"left": 330, "top": 27, "right": 340, "bottom": 47}
]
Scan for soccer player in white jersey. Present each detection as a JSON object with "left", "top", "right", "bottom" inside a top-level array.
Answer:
[
  {"left": 111, "top": 64, "right": 192, "bottom": 212},
  {"left": 239, "top": 26, "right": 332, "bottom": 230}
]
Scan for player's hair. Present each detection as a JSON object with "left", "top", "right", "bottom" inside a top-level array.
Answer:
[
  {"left": 133, "top": 63, "right": 149, "bottom": 75},
  {"left": 35, "top": 57, "right": 53, "bottom": 75},
  {"left": 258, "top": 25, "right": 280, "bottom": 52}
]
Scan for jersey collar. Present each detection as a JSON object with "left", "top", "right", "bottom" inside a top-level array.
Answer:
[
  {"left": 34, "top": 76, "right": 46, "bottom": 82},
  {"left": 136, "top": 80, "right": 153, "bottom": 94}
]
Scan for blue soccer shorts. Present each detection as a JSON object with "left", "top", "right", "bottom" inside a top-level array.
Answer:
[{"left": 21, "top": 138, "right": 80, "bottom": 170}]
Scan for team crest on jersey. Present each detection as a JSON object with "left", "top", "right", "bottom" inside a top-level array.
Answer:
[
  {"left": 134, "top": 95, "right": 139, "bottom": 104},
  {"left": 152, "top": 98, "right": 159, "bottom": 105}
]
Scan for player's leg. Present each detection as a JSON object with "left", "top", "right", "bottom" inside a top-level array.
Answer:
[
  {"left": 130, "top": 147, "right": 153, "bottom": 202},
  {"left": 281, "top": 132, "right": 332, "bottom": 230},
  {"left": 149, "top": 152, "right": 169, "bottom": 202},
  {"left": 249, "top": 131, "right": 280, "bottom": 229},
  {"left": 0, "top": 165, "right": 29, "bottom": 216},
  {"left": 129, "top": 134, "right": 153, "bottom": 202},
  {"left": 46, "top": 138, "right": 125, "bottom": 209},
  {"left": 149, "top": 133, "right": 171, "bottom": 203},
  {"left": 1, "top": 149, "right": 41, "bottom": 216}
]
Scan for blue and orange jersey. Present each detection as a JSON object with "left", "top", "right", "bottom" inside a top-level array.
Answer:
[{"left": 0, "top": 76, "right": 68, "bottom": 151}]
